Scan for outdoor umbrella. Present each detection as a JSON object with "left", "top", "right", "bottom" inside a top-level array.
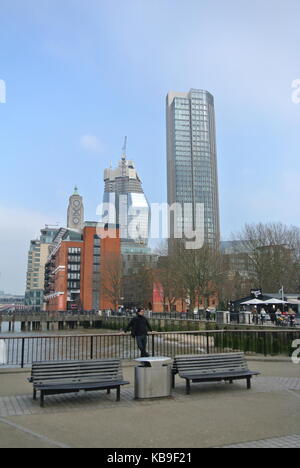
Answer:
[
  {"left": 264, "top": 298, "right": 287, "bottom": 304},
  {"left": 240, "top": 299, "right": 266, "bottom": 305}
]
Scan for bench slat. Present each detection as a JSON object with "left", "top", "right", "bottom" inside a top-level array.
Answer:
[{"left": 35, "top": 380, "right": 129, "bottom": 391}]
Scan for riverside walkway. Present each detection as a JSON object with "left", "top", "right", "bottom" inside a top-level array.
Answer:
[{"left": 0, "top": 359, "right": 300, "bottom": 448}]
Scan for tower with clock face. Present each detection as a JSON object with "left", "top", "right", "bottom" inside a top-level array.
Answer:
[{"left": 67, "top": 186, "right": 84, "bottom": 230}]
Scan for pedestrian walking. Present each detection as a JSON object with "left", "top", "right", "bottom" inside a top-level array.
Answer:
[
  {"left": 289, "top": 313, "right": 296, "bottom": 328},
  {"left": 124, "top": 308, "right": 152, "bottom": 357},
  {"left": 260, "top": 308, "right": 267, "bottom": 325},
  {"left": 275, "top": 308, "right": 282, "bottom": 326},
  {"left": 252, "top": 308, "right": 259, "bottom": 325},
  {"left": 206, "top": 308, "right": 211, "bottom": 321}
]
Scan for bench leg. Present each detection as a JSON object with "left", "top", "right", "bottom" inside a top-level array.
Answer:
[
  {"left": 247, "top": 377, "right": 251, "bottom": 390},
  {"left": 40, "top": 391, "right": 45, "bottom": 408},
  {"left": 229, "top": 379, "right": 233, "bottom": 384},
  {"left": 33, "top": 389, "right": 37, "bottom": 401},
  {"left": 107, "top": 389, "right": 111, "bottom": 395},
  {"left": 186, "top": 379, "right": 191, "bottom": 395},
  {"left": 172, "top": 374, "right": 175, "bottom": 389},
  {"left": 116, "top": 386, "right": 121, "bottom": 402}
]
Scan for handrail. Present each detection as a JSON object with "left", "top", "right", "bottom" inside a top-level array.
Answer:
[{"left": 0, "top": 329, "right": 299, "bottom": 339}]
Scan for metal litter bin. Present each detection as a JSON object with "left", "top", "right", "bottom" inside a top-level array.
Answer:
[{"left": 134, "top": 357, "right": 172, "bottom": 399}]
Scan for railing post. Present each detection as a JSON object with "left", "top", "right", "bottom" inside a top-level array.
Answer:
[
  {"left": 21, "top": 338, "right": 25, "bottom": 369},
  {"left": 264, "top": 332, "right": 267, "bottom": 357},
  {"left": 90, "top": 336, "right": 94, "bottom": 360},
  {"left": 206, "top": 334, "right": 210, "bottom": 354},
  {"left": 152, "top": 333, "right": 155, "bottom": 357}
]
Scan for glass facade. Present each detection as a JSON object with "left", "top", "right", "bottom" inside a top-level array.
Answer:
[
  {"left": 167, "top": 89, "right": 220, "bottom": 246},
  {"left": 40, "top": 228, "right": 59, "bottom": 244},
  {"left": 103, "top": 155, "right": 151, "bottom": 246}
]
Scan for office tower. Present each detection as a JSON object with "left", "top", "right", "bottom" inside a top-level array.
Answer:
[
  {"left": 103, "top": 148, "right": 150, "bottom": 246},
  {"left": 103, "top": 147, "right": 154, "bottom": 274},
  {"left": 166, "top": 89, "right": 220, "bottom": 247},
  {"left": 24, "top": 226, "right": 59, "bottom": 309},
  {"left": 102, "top": 145, "right": 156, "bottom": 310},
  {"left": 67, "top": 186, "right": 84, "bottom": 231}
]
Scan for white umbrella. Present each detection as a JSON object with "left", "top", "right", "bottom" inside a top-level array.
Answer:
[
  {"left": 240, "top": 299, "right": 266, "bottom": 305},
  {"left": 264, "top": 298, "right": 287, "bottom": 304},
  {"left": 287, "top": 299, "right": 300, "bottom": 305}
]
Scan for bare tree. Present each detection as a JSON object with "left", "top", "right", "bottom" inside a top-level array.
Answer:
[
  {"left": 234, "top": 222, "right": 300, "bottom": 293},
  {"left": 124, "top": 265, "right": 154, "bottom": 309},
  {"left": 171, "top": 242, "right": 224, "bottom": 312},
  {"left": 155, "top": 256, "right": 184, "bottom": 312},
  {"left": 218, "top": 271, "right": 253, "bottom": 307},
  {"left": 101, "top": 254, "right": 123, "bottom": 312},
  {"left": 154, "top": 241, "right": 184, "bottom": 312}
]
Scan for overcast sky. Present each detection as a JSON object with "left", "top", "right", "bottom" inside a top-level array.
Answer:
[{"left": 1, "top": 0, "right": 300, "bottom": 294}]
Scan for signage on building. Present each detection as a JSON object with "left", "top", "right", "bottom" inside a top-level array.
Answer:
[{"left": 251, "top": 289, "right": 262, "bottom": 298}]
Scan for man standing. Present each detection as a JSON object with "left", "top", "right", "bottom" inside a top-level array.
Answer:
[
  {"left": 260, "top": 307, "right": 267, "bottom": 325},
  {"left": 124, "top": 308, "right": 152, "bottom": 357}
]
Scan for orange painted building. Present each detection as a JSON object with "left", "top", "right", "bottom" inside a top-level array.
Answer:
[
  {"left": 152, "top": 282, "right": 218, "bottom": 313},
  {"left": 44, "top": 223, "right": 120, "bottom": 312}
]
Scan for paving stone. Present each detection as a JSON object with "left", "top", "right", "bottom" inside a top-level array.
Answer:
[
  {"left": 0, "top": 376, "right": 298, "bottom": 418},
  {"left": 223, "top": 434, "right": 300, "bottom": 448},
  {"left": 1, "top": 375, "right": 300, "bottom": 448}
]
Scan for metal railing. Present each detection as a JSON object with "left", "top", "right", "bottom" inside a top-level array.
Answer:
[
  {"left": 0, "top": 310, "right": 213, "bottom": 320},
  {"left": 109, "top": 311, "right": 216, "bottom": 321},
  {"left": 0, "top": 329, "right": 299, "bottom": 368}
]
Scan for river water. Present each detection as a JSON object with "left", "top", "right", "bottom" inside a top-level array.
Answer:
[{"left": 0, "top": 321, "right": 117, "bottom": 336}]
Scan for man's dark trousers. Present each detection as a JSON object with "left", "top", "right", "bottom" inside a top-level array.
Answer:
[{"left": 136, "top": 335, "right": 149, "bottom": 357}]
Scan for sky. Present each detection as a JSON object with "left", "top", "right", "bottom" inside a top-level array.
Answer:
[{"left": 0, "top": 0, "right": 300, "bottom": 294}]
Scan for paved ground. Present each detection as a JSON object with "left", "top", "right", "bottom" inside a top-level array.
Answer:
[
  {"left": 222, "top": 434, "right": 300, "bottom": 448},
  {"left": 0, "top": 360, "right": 299, "bottom": 448}
]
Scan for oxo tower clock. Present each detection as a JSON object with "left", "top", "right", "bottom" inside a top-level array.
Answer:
[{"left": 67, "top": 187, "right": 84, "bottom": 230}]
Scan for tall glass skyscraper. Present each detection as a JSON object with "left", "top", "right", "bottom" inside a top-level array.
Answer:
[
  {"left": 166, "top": 89, "right": 220, "bottom": 247},
  {"left": 102, "top": 149, "right": 154, "bottom": 279}
]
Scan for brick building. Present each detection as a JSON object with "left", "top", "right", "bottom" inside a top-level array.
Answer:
[{"left": 44, "top": 223, "right": 120, "bottom": 312}]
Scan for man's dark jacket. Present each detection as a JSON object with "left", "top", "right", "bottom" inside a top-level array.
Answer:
[{"left": 125, "top": 315, "right": 152, "bottom": 337}]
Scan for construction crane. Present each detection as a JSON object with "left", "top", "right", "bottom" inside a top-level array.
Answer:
[
  {"left": 121, "top": 136, "right": 128, "bottom": 178},
  {"left": 122, "top": 136, "right": 127, "bottom": 159}
]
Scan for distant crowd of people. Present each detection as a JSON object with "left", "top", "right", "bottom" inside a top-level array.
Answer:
[{"left": 250, "top": 307, "right": 297, "bottom": 327}]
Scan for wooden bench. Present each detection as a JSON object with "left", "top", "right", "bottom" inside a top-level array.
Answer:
[
  {"left": 29, "top": 359, "right": 130, "bottom": 407},
  {"left": 172, "top": 353, "right": 260, "bottom": 394}
]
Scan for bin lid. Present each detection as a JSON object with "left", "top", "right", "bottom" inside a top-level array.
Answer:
[{"left": 135, "top": 356, "right": 172, "bottom": 367}]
